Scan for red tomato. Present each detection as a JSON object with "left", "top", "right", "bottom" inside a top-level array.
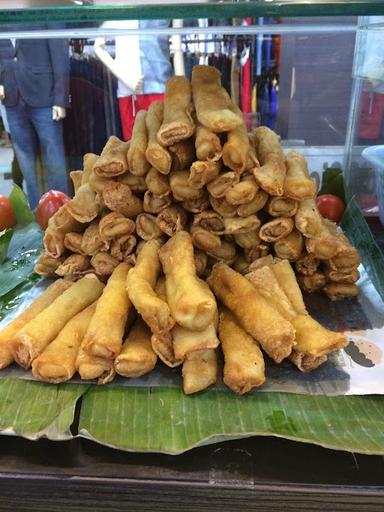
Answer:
[
  {"left": 0, "top": 194, "right": 16, "bottom": 231},
  {"left": 316, "top": 194, "right": 345, "bottom": 223},
  {"left": 37, "top": 190, "right": 70, "bottom": 230}
]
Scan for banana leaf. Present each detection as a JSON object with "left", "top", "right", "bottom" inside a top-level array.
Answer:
[{"left": 0, "top": 228, "right": 13, "bottom": 265}]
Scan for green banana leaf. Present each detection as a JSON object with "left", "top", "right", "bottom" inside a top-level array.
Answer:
[{"left": 0, "top": 229, "right": 13, "bottom": 265}]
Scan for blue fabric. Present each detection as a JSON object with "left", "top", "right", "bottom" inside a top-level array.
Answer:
[{"left": 6, "top": 97, "right": 69, "bottom": 209}]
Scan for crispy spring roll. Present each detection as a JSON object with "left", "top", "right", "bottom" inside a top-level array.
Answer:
[
  {"left": 305, "top": 228, "right": 339, "bottom": 260},
  {"left": 136, "top": 213, "right": 163, "bottom": 241},
  {"left": 232, "top": 254, "right": 250, "bottom": 274},
  {"left": 295, "top": 253, "right": 320, "bottom": 276},
  {"left": 259, "top": 217, "right": 294, "bottom": 242},
  {"left": 222, "top": 109, "right": 250, "bottom": 175},
  {"left": 234, "top": 230, "right": 261, "bottom": 250},
  {"left": 192, "top": 65, "right": 243, "bottom": 132},
  {"left": 118, "top": 171, "right": 147, "bottom": 192},
  {"left": 127, "top": 110, "right": 151, "bottom": 176},
  {"left": 66, "top": 183, "right": 100, "bottom": 223},
  {"left": 207, "top": 171, "right": 239, "bottom": 198},
  {"left": 76, "top": 344, "right": 115, "bottom": 384},
  {"left": 223, "top": 215, "right": 260, "bottom": 235},
  {"left": 247, "top": 254, "right": 275, "bottom": 272},
  {"left": 145, "top": 167, "right": 171, "bottom": 197},
  {"left": 237, "top": 189, "right": 269, "bottom": 217},
  {"left": 115, "top": 318, "right": 157, "bottom": 378},
  {"left": 209, "top": 195, "right": 238, "bottom": 218},
  {"left": 252, "top": 126, "right": 286, "bottom": 196},
  {"left": 188, "top": 160, "right": 221, "bottom": 189},
  {"left": 193, "top": 210, "right": 225, "bottom": 235},
  {"left": 145, "top": 101, "right": 172, "bottom": 175},
  {"left": 295, "top": 199, "right": 323, "bottom": 238},
  {"left": 32, "top": 303, "right": 96, "bottom": 383},
  {"left": 88, "top": 170, "right": 110, "bottom": 194},
  {"left": 12, "top": 275, "right": 104, "bottom": 368},
  {"left": 324, "top": 266, "right": 360, "bottom": 284},
  {"left": 159, "top": 231, "right": 217, "bottom": 331},
  {"left": 169, "top": 138, "right": 196, "bottom": 171},
  {"left": 49, "top": 204, "right": 83, "bottom": 234},
  {"left": 219, "top": 308, "right": 265, "bottom": 394},
  {"left": 182, "top": 191, "right": 210, "bottom": 213},
  {"left": 207, "top": 263, "right": 295, "bottom": 363},
  {"left": 82, "top": 264, "right": 131, "bottom": 359},
  {"left": 34, "top": 254, "right": 66, "bottom": 276},
  {"left": 225, "top": 178, "right": 259, "bottom": 206},
  {"left": 273, "top": 229, "right": 304, "bottom": 261},
  {"left": 64, "top": 232, "right": 85, "bottom": 254},
  {"left": 157, "top": 76, "right": 195, "bottom": 146},
  {"left": 94, "top": 135, "right": 129, "bottom": 178},
  {"left": 99, "top": 212, "right": 135, "bottom": 242},
  {"left": 102, "top": 181, "right": 143, "bottom": 219},
  {"left": 244, "top": 244, "right": 270, "bottom": 264},
  {"left": 285, "top": 151, "right": 317, "bottom": 200},
  {"left": 194, "top": 249, "right": 208, "bottom": 277},
  {"left": 191, "top": 225, "right": 221, "bottom": 252},
  {"left": 170, "top": 171, "right": 204, "bottom": 202},
  {"left": 82, "top": 153, "right": 99, "bottom": 184},
  {"left": 43, "top": 227, "right": 65, "bottom": 259},
  {"left": 297, "top": 272, "right": 327, "bottom": 293},
  {"left": 156, "top": 205, "right": 188, "bottom": 237},
  {"left": 173, "top": 316, "right": 219, "bottom": 360},
  {"left": 81, "top": 221, "right": 108, "bottom": 256},
  {"left": 289, "top": 351, "right": 327, "bottom": 372},
  {"left": 91, "top": 252, "right": 120, "bottom": 277},
  {"left": 0, "top": 280, "right": 72, "bottom": 370},
  {"left": 126, "top": 240, "right": 174, "bottom": 336},
  {"left": 329, "top": 245, "right": 361, "bottom": 272},
  {"left": 182, "top": 349, "right": 218, "bottom": 395},
  {"left": 195, "top": 123, "right": 222, "bottom": 161},
  {"left": 322, "top": 282, "right": 359, "bottom": 300},
  {"left": 55, "top": 254, "right": 91, "bottom": 279},
  {"left": 110, "top": 234, "right": 137, "bottom": 261},
  {"left": 70, "top": 170, "right": 82, "bottom": 194},
  {"left": 266, "top": 196, "right": 298, "bottom": 218},
  {"left": 206, "top": 240, "right": 237, "bottom": 264},
  {"left": 143, "top": 190, "right": 172, "bottom": 214},
  {"left": 271, "top": 259, "right": 307, "bottom": 316}
]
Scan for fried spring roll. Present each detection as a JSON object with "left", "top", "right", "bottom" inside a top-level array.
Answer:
[
  {"left": 219, "top": 308, "right": 265, "bottom": 394},
  {"left": 94, "top": 135, "right": 129, "bottom": 178},
  {"left": 127, "top": 110, "right": 151, "bottom": 176},
  {"left": 322, "top": 283, "right": 359, "bottom": 300},
  {"left": 237, "top": 189, "right": 269, "bottom": 217},
  {"left": 206, "top": 240, "right": 237, "bottom": 264},
  {"left": 102, "top": 181, "right": 143, "bottom": 219},
  {"left": 118, "top": 171, "right": 147, "bottom": 192},
  {"left": 192, "top": 65, "right": 243, "bottom": 132},
  {"left": 115, "top": 318, "right": 157, "bottom": 378},
  {"left": 91, "top": 252, "right": 119, "bottom": 277},
  {"left": 247, "top": 254, "right": 275, "bottom": 272},
  {"left": 143, "top": 190, "right": 172, "bottom": 214},
  {"left": 82, "top": 263, "right": 131, "bottom": 359},
  {"left": 191, "top": 225, "right": 221, "bottom": 252},
  {"left": 223, "top": 215, "right": 260, "bottom": 235},
  {"left": 76, "top": 345, "right": 115, "bottom": 384},
  {"left": 329, "top": 245, "right": 361, "bottom": 272},
  {"left": 182, "top": 191, "right": 210, "bottom": 213},
  {"left": 55, "top": 254, "right": 91, "bottom": 279},
  {"left": 173, "top": 316, "right": 219, "bottom": 360},
  {"left": 244, "top": 244, "right": 270, "bottom": 264},
  {"left": 156, "top": 205, "right": 188, "bottom": 237},
  {"left": 32, "top": 303, "right": 96, "bottom": 383},
  {"left": 305, "top": 228, "right": 339, "bottom": 260},
  {"left": 188, "top": 160, "right": 221, "bottom": 189},
  {"left": 170, "top": 171, "right": 204, "bottom": 201},
  {"left": 252, "top": 126, "right": 286, "bottom": 196},
  {"left": 48, "top": 205, "right": 82, "bottom": 234},
  {"left": 259, "top": 217, "right": 294, "bottom": 242},
  {"left": 82, "top": 153, "right": 99, "bottom": 184},
  {"left": 169, "top": 138, "right": 196, "bottom": 171},
  {"left": 289, "top": 351, "right": 327, "bottom": 372},
  {"left": 295, "top": 253, "right": 320, "bottom": 276},
  {"left": 136, "top": 213, "right": 163, "bottom": 241},
  {"left": 99, "top": 212, "right": 135, "bottom": 242},
  {"left": 12, "top": 275, "right": 104, "bottom": 368},
  {"left": 63, "top": 232, "right": 84, "bottom": 254},
  {"left": 43, "top": 227, "right": 65, "bottom": 259},
  {"left": 273, "top": 229, "right": 304, "bottom": 261},
  {"left": 182, "top": 349, "right": 218, "bottom": 395},
  {"left": 232, "top": 254, "right": 250, "bottom": 274},
  {"left": 207, "top": 171, "right": 239, "bottom": 198},
  {"left": 193, "top": 210, "right": 225, "bottom": 235},
  {"left": 88, "top": 170, "right": 110, "bottom": 194},
  {"left": 70, "top": 170, "right": 82, "bottom": 194},
  {"left": 209, "top": 195, "right": 238, "bottom": 218},
  {"left": 324, "top": 266, "right": 360, "bottom": 284},
  {"left": 297, "top": 272, "right": 327, "bottom": 293},
  {"left": 34, "top": 254, "right": 66, "bottom": 276},
  {"left": 0, "top": 280, "right": 72, "bottom": 369},
  {"left": 145, "top": 101, "right": 172, "bottom": 174},
  {"left": 81, "top": 221, "right": 108, "bottom": 256},
  {"left": 145, "top": 167, "right": 171, "bottom": 197},
  {"left": 157, "top": 76, "right": 195, "bottom": 146},
  {"left": 225, "top": 179, "right": 259, "bottom": 206},
  {"left": 271, "top": 260, "right": 307, "bottom": 315},
  {"left": 159, "top": 231, "right": 217, "bottom": 331},
  {"left": 126, "top": 240, "right": 174, "bottom": 336},
  {"left": 195, "top": 124, "right": 222, "bottom": 161},
  {"left": 295, "top": 199, "right": 324, "bottom": 238},
  {"left": 285, "top": 151, "right": 317, "bottom": 200},
  {"left": 234, "top": 230, "right": 262, "bottom": 250},
  {"left": 207, "top": 263, "right": 295, "bottom": 363},
  {"left": 266, "top": 196, "right": 298, "bottom": 218},
  {"left": 222, "top": 109, "right": 250, "bottom": 175},
  {"left": 110, "top": 234, "right": 137, "bottom": 261},
  {"left": 194, "top": 249, "right": 208, "bottom": 277},
  {"left": 66, "top": 183, "right": 100, "bottom": 223}
]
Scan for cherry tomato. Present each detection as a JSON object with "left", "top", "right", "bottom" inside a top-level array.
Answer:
[
  {"left": 37, "top": 190, "right": 70, "bottom": 230},
  {"left": 316, "top": 194, "right": 345, "bottom": 223},
  {"left": 0, "top": 194, "right": 16, "bottom": 231}
]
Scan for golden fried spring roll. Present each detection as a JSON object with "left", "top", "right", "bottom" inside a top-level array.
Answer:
[
  {"left": 102, "top": 181, "right": 143, "bottom": 219},
  {"left": 145, "top": 100, "right": 172, "bottom": 174},
  {"left": 259, "top": 217, "right": 294, "bottom": 242},
  {"left": 253, "top": 161, "right": 285, "bottom": 196},
  {"left": 285, "top": 151, "right": 317, "bottom": 200},
  {"left": 194, "top": 249, "right": 208, "bottom": 277},
  {"left": 12, "top": 275, "right": 104, "bottom": 368},
  {"left": 34, "top": 254, "right": 66, "bottom": 276},
  {"left": 244, "top": 244, "right": 270, "bottom": 264},
  {"left": 66, "top": 183, "right": 100, "bottom": 223},
  {"left": 295, "top": 199, "right": 324, "bottom": 238},
  {"left": 324, "top": 266, "right": 360, "bottom": 284},
  {"left": 157, "top": 76, "right": 195, "bottom": 146},
  {"left": 219, "top": 308, "right": 265, "bottom": 394},
  {"left": 43, "top": 227, "right": 65, "bottom": 259},
  {"left": 55, "top": 254, "right": 91, "bottom": 279},
  {"left": 118, "top": 171, "right": 147, "bottom": 192},
  {"left": 329, "top": 245, "right": 361, "bottom": 272},
  {"left": 70, "top": 170, "right": 82, "bottom": 194},
  {"left": 234, "top": 230, "right": 261, "bottom": 250},
  {"left": 192, "top": 65, "right": 243, "bottom": 132},
  {"left": 223, "top": 215, "right": 260, "bottom": 235},
  {"left": 182, "top": 191, "right": 210, "bottom": 213},
  {"left": 110, "top": 234, "right": 137, "bottom": 261},
  {"left": 83, "top": 264, "right": 131, "bottom": 359},
  {"left": 193, "top": 210, "right": 225, "bottom": 235},
  {"left": 0, "top": 280, "right": 72, "bottom": 370},
  {"left": 136, "top": 213, "right": 163, "bottom": 241},
  {"left": 170, "top": 171, "right": 204, "bottom": 201},
  {"left": 209, "top": 195, "right": 238, "bottom": 218},
  {"left": 247, "top": 254, "right": 275, "bottom": 272},
  {"left": 322, "top": 283, "right": 359, "bottom": 300},
  {"left": 32, "top": 303, "right": 96, "bottom": 383},
  {"left": 237, "top": 189, "right": 269, "bottom": 217},
  {"left": 126, "top": 240, "right": 174, "bottom": 336},
  {"left": 143, "top": 190, "right": 172, "bottom": 214},
  {"left": 222, "top": 109, "right": 250, "bottom": 175},
  {"left": 295, "top": 253, "right": 320, "bottom": 276},
  {"left": 82, "top": 153, "right": 99, "bottom": 184},
  {"left": 182, "top": 349, "right": 218, "bottom": 395},
  {"left": 127, "top": 110, "right": 151, "bottom": 176},
  {"left": 271, "top": 259, "right": 307, "bottom": 316},
  {"left": 207, "top": 171, "right": 239, "bottom": 198},
  {"left": 207, "top": 263, "right": 295, "bottom": 363},
  {"left": 88, "top": 170, "right": 110, "bottom": 194},
  {"left": 188, "top": 160, "right": 221, "bottom": 189},
  {"left": 76, "top": 345, "right": 115, "bottom": 384},
  {"left": 145, "top": 167, "right": 171, "bottom": 197},
  {"left": 115, "top": 318, "right": 157, "bottom": 378},
  {"left": 297, "top": 272, "right": 327, "bottom": 293},
  {"left": 49, "top": 204, "right": 83, "bottom": 234},
  {"left": 206, "top": 240, "right": 237, "bottom": 264},
  {"left": 81, "top": 221, "right": 108, "bottom": 256},
  {"left": 191, "top": 225, "right": 221, "bottom": 252},
  {"left": 252, "top": 126, "right": 286, "bottom": 196},
  {"left": 232, "top": 254, "right": 250, "bottom": 274},
  {"left": 99, "top": 212, "right": 135, "bottom": 242},
  {"left": 64, "top": 232, "right": 84, "bottom": 254},
  {"left": 173, "top": 316, "right": 219, "bottom": 360},
  {"left": 289, "top": 351, "right": 327, "bottom": 372},
  {"left": 195, "top": 123, "right": 222, "bottom": 161},
  {"left": 94, "top": 135, "right": 129, "bottom": 178},
  {"left": 266, "top": 197, "right": 298, "bottom": 218},
  {"left": 169, "top": 138, "right": 196, "bottom": 171},
  {"left": 274, "top": 229, "right": 304, "bottom": 261},
  {"left": 159, "top": 231, "right": 217, "bottom": 331},
  {"left": 225, "top": 179, "right": 259, "bottom": 206},
  {"left": 305, "top": 228, "right": 339, "bottom": 260},
  {"left": 156, "top": 205, "right": 188, "bottom": 237},
  {"left": 91, "top": 252, "right": 120, "bottom": 277}
]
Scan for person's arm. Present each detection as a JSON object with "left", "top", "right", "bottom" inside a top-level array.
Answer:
[{"left": 47, "top": 38, "right": 70, "bottom": 119}]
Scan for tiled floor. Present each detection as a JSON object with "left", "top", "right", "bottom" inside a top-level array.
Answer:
[{"left": 0, "top": 145, "right": 14, "bottom": 197}]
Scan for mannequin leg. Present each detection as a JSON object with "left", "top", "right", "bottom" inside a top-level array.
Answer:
[
  {"left": 29, "top": 106, "right": 69, "bottom": 196},
  {"left": 5, "top": 100, "right": 40, "bottom": 208}
]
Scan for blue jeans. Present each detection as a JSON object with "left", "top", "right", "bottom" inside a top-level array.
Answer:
[{"left": 6, "top": 97, "right": 69, "bottom": 209}]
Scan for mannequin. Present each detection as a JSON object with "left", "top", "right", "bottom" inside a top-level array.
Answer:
[
  {"left": 95, "top": 19, "right": 184, "bottom": 141},
  {"left": 0, "top": 35, "right": 70, "bottom": 209}
]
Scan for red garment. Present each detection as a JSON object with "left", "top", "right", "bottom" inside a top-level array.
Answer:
[
  {"left": 241, "top": 53, "right": 252, "bottom": 114},
  {"left": 118, "top": 93, "right": 165, "bottom": 141},
  {"left": 359, "top": 91, "right": 384, "bottom": 140}
]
